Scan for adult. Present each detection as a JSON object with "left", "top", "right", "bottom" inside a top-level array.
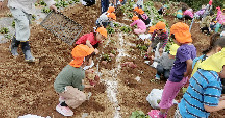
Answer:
[
  {"left": 101, "top": 0, "right": 117, "bottom": 14},
  {"left": 0, "top": 0, "right": 57, "bottom": 62}
]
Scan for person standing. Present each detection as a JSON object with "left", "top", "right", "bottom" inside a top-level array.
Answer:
[{"left": 0, "top": 0, "right": 57, "bottom": 62}]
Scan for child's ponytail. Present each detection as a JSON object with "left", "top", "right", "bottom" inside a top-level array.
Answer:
[{"left": 202, "top": 34, "right": 225, "bottom": 54}]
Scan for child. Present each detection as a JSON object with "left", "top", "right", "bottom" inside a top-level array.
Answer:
[
  {"left": 177, "top": 40, "right": 225, "bottom": 118},
  {"left": 137, "top": 9, "right": 151, "bottom": 27},
  {"left": 182, "top": 7, "right": 193, "bottom": 21},
  {"left": 194, "top": 9, "right": 206, "bottom": 20},
  {"left": 54, "top": 44, "right": 96, "bottom": 116},
  {"left": 144, "top": 25, "right": 156, "bottom": 46},
  {"left": 215, "top": 9, "right": 225, "bottom": 33},
  {"left": 147, "top": 21, "right": 168, "bottom": 54},
  {"left": 202, "top": 0, "right": 213, "bottom": 20},
  {"left": 136, "top": 0, "right": 143, "bottom": 10},
  {"left": 158, "top": 2, "right": 167, "bottom": 15},
  {"left": 200, "top": 11, "right": 214, "bottom": 35},
  {"left": 153, "top": 44, "right": 180, "bottom": 80},
  {"left": 96, "top": 12, "right": 116, "bottom": 28},
  {"left": 76, "top": 27, "right": 107, "bottom": 54},
  {"left": 176, "top": 9, "right": 183, "bottom": 20},
  {"left": 158, "top": 22, "right": 196, "bottom": 118},
  {"left": 130, "top": 16, "right": 146, "bottom": 35},
  {"left": 209, "top": 19, "right": 217, "bottom": 32}
]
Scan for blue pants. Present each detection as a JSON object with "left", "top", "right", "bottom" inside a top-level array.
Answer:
[
  {"left": 101, "top": 0, "right": 109, "bottom": 14},
  {"left": 157, "top": 65, "right": 170, "bottom": 79},
  {"left": 215, "top": 22, "right": 221, "bottom": 33}
]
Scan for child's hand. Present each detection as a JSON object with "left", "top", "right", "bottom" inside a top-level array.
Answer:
[
  {"left": 85, "top": 85, "right": 95, "bottom": 88},
  {"left": 86, "top": 69, "right": 94, "bottom": 74},
  {"left": 151, "top": 55, "right": 155, "bottom": 60},
  {"left": 94, "top": 49, "right": 98, "bottom": 54}
]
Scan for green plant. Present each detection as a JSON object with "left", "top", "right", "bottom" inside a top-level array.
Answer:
[
  {"left": 113, "top": 23, "right": 119, "bottom": 27},
  {"left": 32, "top": 15, "right": 36, "bottom": 21},
  {"left": 130, "top": 111, "right": 150, "bottom": 118},
  {"left": 120, "top": 26, "right": 132, "bottom": 33},
  {"left": 128, "top": 13, "right": 133, "bottom": 18},
  {"left": 6, "top": 13, "right": 12, "bottom": 17},
  {"left": 69, "top": 0, "right": 73, "bottom": 4},
  {"left": 103, "top": 54, "right": 112, "bottom": 62},
  {"left": 157, "top": 99, "right": 161, "bottom": 104},
  {"left": 0, "top": 27, "right": 9, "bottom": 34},
  {"left": 4, "top": 34, "right": 12, "bottom": 39},
  {"left": 39, "top": 0, "right": 47, "bottom": 6},
  {"left": 74, "top": 0, "right": 80, "bottom": 3},
  {"left": 111, "top": 50, "right": 116, "bottom": 55},
  {"left": 136, "top": 44, "right": 147, "bottom": 51},
  {"left": 12, "top": 20, "right": 15, "bottom": 28},
  {"left": 106, "top": 26, "right": 115, "bottom": 34},
  {"left": 42, "top": 7, "right": 51, "bottom": 13}
]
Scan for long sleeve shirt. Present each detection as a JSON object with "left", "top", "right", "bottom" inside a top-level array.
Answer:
[
  {"left": 76, "top": 32, "right": 99, "bottom": 46},
  {"left": 130, "top": 19, "right": 146, "bottom": 30},
  {"left": 155, "top": 52, "right": 175, "bottom": 70},
  {"left": 217, "top": 14, "right": 225, "bottom": 25},
  {"left": 54, "top": 65, "right": 85, "bottom": 93},
  {"left": 0, "top": 0, "right": 56, "bottom": 14},
  {"left": 151, "top": 30, "right": 168, "bottom": 49},
  {"left": 183, "top": 10, "right": 193, "bottom": 18},
  {"left": 96, "top": 12, "right": 114, "bottom": 27}
]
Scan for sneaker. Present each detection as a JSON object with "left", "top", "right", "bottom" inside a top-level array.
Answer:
[
  {"left": 56, "top": 103, "right": 73, "bottom": 116},
  {"left": 59, "top": 96, "right": 65, "bottom": 103},
  {"left": 155, "top": 74, "right": 160, "bottom": 80}
]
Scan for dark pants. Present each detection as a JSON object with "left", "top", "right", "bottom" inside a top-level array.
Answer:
[
  {"left": 93, "top": 43, "right": 98, "bottom": 48},
  {"left": 157, "top": 65, "right": 170, "bottom": 79},
  {"left": 96, "top": 22, "right": 109, "bottom": 28},
  {"left": 101, "top": 0, "right": 109, "bottom": 14},
  {"left": 158, "top": 9, "right": 163, "bottom": 15},
  {"left": 184, "top": 15, "right": 192, "bottom": 20},
  {"left": 201, "top": 27, "right": 210, "bottom": 35}
]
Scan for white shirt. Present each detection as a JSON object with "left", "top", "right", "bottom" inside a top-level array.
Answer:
[{"left": 0, "top": 0, "right": 56, "bottom": 14}]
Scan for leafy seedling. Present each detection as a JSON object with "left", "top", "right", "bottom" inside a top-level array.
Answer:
[
  {"left": 42, "top": 7, "right": 51, "bottom": 13},
  {"left": 0, "top": 27, "right": 9, "bottom": 34},
  {"left": 130, "top": 111, "right": 150, "bottom": 118},
  {"left": 113, "top": 23, "right": 119, "bottom": 27},
  {"left": 106, "top": 26, "right": 115, "bottom": 34},
  {"left": 12, "top": 20, "right": 15, "bottom": 28},
  {"left": 4, "top": 34, "right": 12, "bottom": 39},
  {"left": 32, "top": 15, "right": 36, "bottom": 21},
  {"left": 69, "top": 0, "right": 73, "bottom": 4},
  {"left": 39, "top": 0, "right": 47, "bottom": 6},
  {"left": 128, "top": 13, "right": 133, "bottom": 18},
  {"left": 103, "top": 54, "right": 112, "bottom": 62},
  {"left": 111, "top": 50, "right": 116, "bottom": 55},
  {"left": 157, "top": 99, "right": 161, "bottom": 104},
  {"left": 6, "top": 13, "right": 12, "bottom": 17}
]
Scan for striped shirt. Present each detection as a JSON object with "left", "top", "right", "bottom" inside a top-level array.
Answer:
[
  {"left": 179, "top": 69, "right": 222, "bottom": 118},
  {"left": 151, "top": 30, "right": 168, "bottom": 49}
]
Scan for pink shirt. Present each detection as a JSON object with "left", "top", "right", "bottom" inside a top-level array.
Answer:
[
  {"left": 217, "top": 14, "right": 225, "bottom": 24},
  {"left": 183, "top": 10, "right": 193, "bottom": 18},
  {"left": 130, "top": 19, "right": 146, "bottom": 30}
]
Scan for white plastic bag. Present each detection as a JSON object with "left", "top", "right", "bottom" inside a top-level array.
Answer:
[
  {"left": 146, "top": 89, "right": 179, "bottom": 110},
  {"left": 146, "top": 89, "right": 163, "bottom": 109}
]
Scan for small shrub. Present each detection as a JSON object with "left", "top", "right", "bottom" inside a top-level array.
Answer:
[{"left": 0, "top": 27, "right": 9, "bottom": 34}]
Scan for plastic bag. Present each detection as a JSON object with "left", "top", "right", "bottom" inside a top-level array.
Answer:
[
  {"left": 18, "top": 114, "right": 51, "bottom": 118},
  {"left": 146, "top": 89, "right": 163, "bottom": 109}
]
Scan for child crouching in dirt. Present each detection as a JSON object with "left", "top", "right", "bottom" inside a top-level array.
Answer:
[
  {"left": 215, "top": 9, "right": 225, "bottom": 33},
  {"left": 152, "top": 44, "right": 180, "bottom": 80},
  {"left": 177, "top": 45, "right": 225, "bottom": 118},
  {"left": 54, "top": 44, "right": 96, "bottom": 117},
  {"left": 146, "top": 21, "right": 168, "bottom": 55},
  {"left": 130, "top": 16, "right": 146, "bottom": 35},
  {"left": 76, "top": 27, "right": 107, "bottom": 54},
  {"left": 200, "top": 11, "right": 214, "bottom": 36},
  {"left": 95, "top": 12, "right": 116, "bottom": 28},
  {"left": 182, "top": 7, "right": 193, "bottom": 21},
  {"left": 158, "top": 22, "right": 196, "bottom": 118},
  {"left": 137, "top": 9, "right": 151, "bottom": 27}
]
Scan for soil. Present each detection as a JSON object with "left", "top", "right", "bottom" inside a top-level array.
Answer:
[{"left": 0, "top": 0, "right": 224, "bottom": 118}]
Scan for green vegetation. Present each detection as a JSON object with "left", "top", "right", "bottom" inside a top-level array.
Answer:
[
  {"left": 42, "top": 7, "right": 51, "bottom": 13},
  {"left": 106, "top": 26, "right": 115, "bottom": 34},
  {"left": 12, "top": 20, "right": 15, "bottom": 28},
  {"left": 103, "top": 54, "right": 112, "bottom": 62},
  {"left": 130, "top": 111, "right": 150, "bottom": 118},
  {"left": 0, "top": 27, "right": 9, "bottom": 34},
  {"left": 120, "top": 26, "right": 132, "bottom": 33}
]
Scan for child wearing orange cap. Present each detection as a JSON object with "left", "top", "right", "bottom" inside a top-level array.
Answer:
[
  {"left": 96, "top": 12, "right": 116, "bottom": 28},
  {"left": 130, "top": 16, "right": 146, "bottom": 35},
  {"left": 147, "top": 21, "right": 168, "bottom": 54},
  {"left": 54, "top": 44, "right": 96, "bottom": 116},
  {"left": 137, "top": 9, "right": 151, "bottom": 27},
  {"left": 76, "top": 27, "right": 107, "bottom": 54},
  {"left": 158, "top": 22, "right": 196, "bottom": 118}
]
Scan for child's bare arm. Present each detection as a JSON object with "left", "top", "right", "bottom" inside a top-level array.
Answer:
[
  {"left": 204, "top": 100, "right": 225, "bottom": 112},
  {"left": 86, "top": 40, "right": 93, "bottom": 48},
  {"left": 184, "top": 59, "right": 193, "bottom": 77}
]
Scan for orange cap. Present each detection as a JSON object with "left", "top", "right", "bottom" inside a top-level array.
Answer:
[
  {"left": 155, "top": 21, "right": 166, "bottom": 31},
  {"left": 148, "top": 25, "right": 156, "bottom": 33},
  {"left": 107, "top": 13, "right": 116, "bottom": 20},
  {"left": 69, "top": 44, "right": 94, "bottom": 67},
  {"left": 132, "top": 16, "right": 139, "bottom": 21},
  {"left": 134, "top": 7, "right": 139, "bottom": 12},
  {"left": 170, "top": 22, "right": 192, "bottom": 44},
  {"left": 107, "top": 6, "right": 115, "bottom": 13},
  {"left": 137, "top": 9, "right": 144, "bottom": 15},
  {"left": 96, "top": 27, "right": 108, "bottom": 38},
  {"left": 119, "top": 0, "right": 123, "bottom": 2}
]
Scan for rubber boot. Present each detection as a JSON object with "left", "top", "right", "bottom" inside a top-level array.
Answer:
[
  {"left": 10, "top": 35, "right": 20, "bottom": 56},
  {"left": 21, "top": 41, "right": 35, "bottom": 62}
]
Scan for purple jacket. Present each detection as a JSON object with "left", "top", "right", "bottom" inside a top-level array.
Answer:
[{"left": 195, "top": 9, "right": 205, "bottom": 16}]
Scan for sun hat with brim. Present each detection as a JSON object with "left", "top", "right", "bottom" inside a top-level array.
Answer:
[
  {"left": 170, "top": 22, "right": 192, "bottom": 44},
  {"left": 107, "top": 13, "right": 116, "bottom": 20},
  {"left": 169, "top": 44, "right": 180, "bottom": 55},
  {"left": 132, "top": 16, "right": 139, "bottom": 21},
  {"left": 96, "top": 27, "right": 108, "bottom": 38},
  {"left": 155, "top": 21, "right": 166, "bottom": 32},
  {"left": 199, "top": 48, "right": 225, "bottom": 72},
  {"left": 137, "top": 9, "right": 144, "bottom": 15},
  {"left": 134, "top": 7, "right": 139, "bottom": 12},
  {"left": 148, "top": 25, "right": 156, "bottom": 33},
  {"left": 107, "top": 6, "right": 115, "bottom": 13},
  {"left": 69, "top": 44, "right": 94, "bottom": 67}
]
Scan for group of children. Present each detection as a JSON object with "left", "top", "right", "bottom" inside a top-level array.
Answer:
[{"left": 52, "top": 1, "right": 225, "bottom": 117}]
